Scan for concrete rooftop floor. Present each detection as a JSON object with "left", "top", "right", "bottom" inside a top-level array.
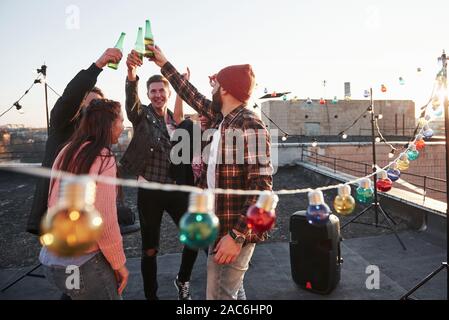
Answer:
[{"left": 0, "top": 230, "right": 446, "bottom": 300}]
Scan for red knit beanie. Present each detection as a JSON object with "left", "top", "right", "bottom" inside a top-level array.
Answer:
[{"left": 216, "top": 64, "right": 256, "bottom": 103}]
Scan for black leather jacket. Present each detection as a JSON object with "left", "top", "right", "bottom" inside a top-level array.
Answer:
[{"left": 119, "top": 77, "right": 174, "bottom": 182}]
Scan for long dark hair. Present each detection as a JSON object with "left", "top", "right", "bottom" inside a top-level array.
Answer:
[{"left": 58, "top": 99, "right": 121, "bottom": 175}]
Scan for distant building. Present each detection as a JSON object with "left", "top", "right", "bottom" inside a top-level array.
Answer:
[{"left": 261, "top": 99, "right": 416, "bottom": 137}]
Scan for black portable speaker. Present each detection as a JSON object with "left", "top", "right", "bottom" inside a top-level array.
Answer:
[{"left": 289, "top": 211, "right": 342, "bottom": 294}]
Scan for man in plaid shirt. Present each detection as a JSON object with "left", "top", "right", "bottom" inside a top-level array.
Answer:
[{"left": 148, "top": 45, "right": 273, "bottom": 300}]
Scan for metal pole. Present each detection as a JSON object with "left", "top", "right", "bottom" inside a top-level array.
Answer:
[
  {"left": 441, "top": 50, "right": 449, "bottom": 301},
  {"left": 370, "top": 88, "right": 380, "bottom": 226},
  {"left": 41, "top": 65, "right": 50, "bottom": 135}
]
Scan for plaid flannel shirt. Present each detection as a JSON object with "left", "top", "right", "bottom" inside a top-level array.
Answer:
[{"left": 162, "top": 62, "right": 273, "bottom": 243}]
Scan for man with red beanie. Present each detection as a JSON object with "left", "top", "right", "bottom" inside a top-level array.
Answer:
[{"left": 148, "top": 45, "right": 273, "bottom": 300}]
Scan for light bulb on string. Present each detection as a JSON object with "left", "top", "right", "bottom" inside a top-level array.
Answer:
[
  {"left": 396, "top": 153, "right": 410, "bottom": 171},
  {"left": 306, "top": 97, "right": 313, "bottom": 105},
  {"left": 281, "top": 134, "right": 288, "bottom": 142},
  {"left": 282, "top": 94, "right": 288, "bottom": 101},
  {"left": 355, "top": 178, "right": 374, "bottom": 204},
  {"left": 332, "top": 96, "right": 338, "bottom": 104},
  {"left": 264, "top": 88, "right": 268, "bottom": 94},
  {"left": 375, "top": 137, "right": 381, "bottom": 143},
  {"left": 319, "top": 98, "right": 326, "bottom": 105},
  {"left": 433, "top": 106, "right": 443, "bottom": 117},
  {"left": 406, "top": 144, "right": 419, "bottom": 161},
  {"left": 387, "top": 163, "right": 401, "bottom": 182},
  {"left": 246, "top": 191, "right": 278, "bottom": 233},
  {"left": 418, "top": 117, "right": 428, "bottom": 127},
  {"left": 179, "top": 191, "right": 219, "bottom": 250},
  {"left": 271, "top": 91, "right": 277, "bottom": 97},
  {"left": 431, "top": 81, "right": 447, "bottom": 117},
  {"left": 388, "top": 149, "right": 395, "bottom": 159},
  {"left": 40, "top": 177, "right": 103, "bottom": 257},
  {"left": 415, "top": 134, "right": 425, "bottom": 151},
  {"left": 381, "top": 84, "right": 387, "bottom": 93},
  {"left": 377, "top": 114, "right": 383, "bottom": 120},
  {"left": 431, "top": 96, "right": 441, "bottom": 108},
  {"left": 376, "top": 170, "right": 393, "bottom": 192},
  {"left": 333, "top": 185, "right": 355, "bottom": 216},
  {"left": 14, "top": 102, "right": 24, "bottom": 114},
  {"left": 306, "top": 190, "right": 331, "bottom": 225},
  {"left": 311, "top": 139, "right": 318, "bottom": 147},
  {"left": 363, "top": 90, "right": 370, "bottom": 98},
  {"left": 422, "top": 125, "right": 434, "bottom": 139},
  {"left": 342, "top": 133, "right": 348, "bottom": 140}
]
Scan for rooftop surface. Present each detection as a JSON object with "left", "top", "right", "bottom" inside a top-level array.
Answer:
[{"left": 0, "top": 166, "right": 446, "bottom": 300}]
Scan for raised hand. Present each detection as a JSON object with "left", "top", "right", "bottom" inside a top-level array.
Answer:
[
  {"left": 95, "top": 48, "right": 123, "bottom": 69},
  {"left": 146, "top": 45, "right": 168, "bottom": 68},
  {"left": 182, "top": 67, "right": 191, "bottom": 81},
  {"left": 126, "top": 50, "right": 143, "bottom": 81}
]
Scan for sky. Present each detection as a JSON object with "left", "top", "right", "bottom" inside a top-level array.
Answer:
[{"left": 0, "top": 0, "right": 448, "bottom": 128}]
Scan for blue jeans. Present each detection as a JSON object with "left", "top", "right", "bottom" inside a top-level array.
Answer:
[
  {"left": 206, "top": 243, "right": 256, "bottom": 300},
  {"left": 43, "top": 253, "right": 121, "bottom": 300}
]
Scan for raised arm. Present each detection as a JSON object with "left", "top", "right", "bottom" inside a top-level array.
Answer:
[
  {"left": 147, "top": 45, "right": 218, "bottom": 122},
  {"left": 173, "top": 67, "right": 191, "bottom": 125},
  {"left": 50, "top": 49, "right": 122, "bottom": 131},
  {"left": 125, "top": 50, "right": 144, "bottom": 125}
]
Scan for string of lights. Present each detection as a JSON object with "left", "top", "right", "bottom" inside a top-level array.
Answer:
[
  {"left": 0, "top": 64, "right": 441, "bottom": 204},
  {"left": 337, "top": 106, "right": 371, "bottom": 140},
  {"left": 370, "top": 78, "right": 440, "bottom": 159},
  {"left": 0, "top": 75, "right": 42, "bottom": 119},
  {"left": 0, "top": 121, "right": 426, "bottom": 197},
  {"left": 253, "top": 103, "right": 290, "bottom": 140}
]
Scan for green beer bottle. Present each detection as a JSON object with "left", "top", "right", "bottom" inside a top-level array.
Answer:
[
  {"left": 144, "top": 19, "right": 155, "bottom": 58},
  {"left": 108, "top": 32, "right": 126, "bottom": 70},
  {"left": 135, "top": 27, "right": 145, "bottom": 60}
]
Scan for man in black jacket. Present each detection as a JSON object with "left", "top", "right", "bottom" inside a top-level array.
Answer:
[
  {"left": 121, "top": 50, "right": 200, "bottom": 300},
  {"left": 26, "top": 48, "right": 123, "bottom": 235}
]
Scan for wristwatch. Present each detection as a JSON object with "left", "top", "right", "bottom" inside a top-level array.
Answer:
[{"left": 229, "top": 229, "right": 245, "bottom": 245}]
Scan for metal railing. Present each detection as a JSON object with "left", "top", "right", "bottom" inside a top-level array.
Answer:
[{"left": 300, "top": 148, "right": 446, "bottom": 202}]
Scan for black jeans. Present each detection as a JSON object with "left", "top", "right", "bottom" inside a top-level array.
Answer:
[{"left": 138, "top": 188, "right": 200, "bottom": 300}]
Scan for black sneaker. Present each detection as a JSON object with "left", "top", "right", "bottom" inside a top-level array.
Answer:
[{"left": 174, "top": 276, "right": 192, "bottom": 300}]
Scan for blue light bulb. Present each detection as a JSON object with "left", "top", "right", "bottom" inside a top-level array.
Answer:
[
  {"left": 423, "top": 126, "right": 434, "bottom": 139},
  {"left": 306, "top": 190, "right": 331, "bottom": 225},
  {"left": 387, "top": 167, "right": 401, "bottom": 182}
]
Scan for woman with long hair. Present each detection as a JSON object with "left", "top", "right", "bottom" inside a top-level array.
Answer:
[{"left": 39, "top": 99, "right": 128, "bottom": 300}]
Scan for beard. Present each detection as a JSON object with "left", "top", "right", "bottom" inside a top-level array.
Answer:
[{"left": 211, "top": 90, "right": 223, "bottom": 113}]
